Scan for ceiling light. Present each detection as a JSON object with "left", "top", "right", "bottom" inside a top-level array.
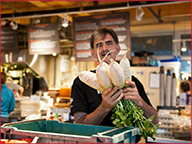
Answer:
[
  {"left": 31, "top": 18, "right": 41, "bottom": 24},
  {"left": 181, "top": 41, "right": 187, "bottom": 52},
  {"left": 52, "top": 53, "right": 57, "bottom": 56},
  {"left": 10, "top": 18, "right": 18, "bottom": 30},
  {"left": 1, "top": 20, "right": 7, "bottom": 26},
  {"left": 135, "top": 7, "right": 145, "bottom": 21},
  {"left": 62, "top": 14, "right": 68, "bottom": 27}
]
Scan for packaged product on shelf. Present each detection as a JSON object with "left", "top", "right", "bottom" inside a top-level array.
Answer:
[{"left": 172, "top": 115, "right": 191, "bottom": 140}]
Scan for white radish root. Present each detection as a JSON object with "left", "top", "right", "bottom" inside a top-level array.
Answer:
[
  {"left": 119, "top": 49, "right": 132, "bottom": 87},
  {"left": 109, "top": 59, "right": 125, "bottom": 89},
  {"left": 96, "top": 48, "right": 113, "bottom": 89},
  {"left": 79, "top": 71, "right": 104, "bottom": 92}
]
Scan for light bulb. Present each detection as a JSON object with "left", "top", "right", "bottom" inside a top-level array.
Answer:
[
  {"left": 62, "top": 14, "right": 69, "bottom": 27},
  {"left": 52, "top": 53, "right": 57, "bottom": 56},
  {"left": 181, "top": 47, "right": 187, "bottom": 52},
  {"left": 181, "top": 41, "right": 187, "bottom": 52},
  {"left": 62, "top": 22, "right": 68, "bottom": 27}
]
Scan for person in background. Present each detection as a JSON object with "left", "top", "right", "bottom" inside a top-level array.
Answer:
[
  {"left": 70, "top": 27, "right": 159, "bottom": 143},
  {"left": 1, "top": 72, "right": 15, "bottom": 125},
  {"left": 180, "top": 80, "right": 191, "bottom": 105},
  {"left": 6, "top": 77, "right": 24, "bottom": 97}
]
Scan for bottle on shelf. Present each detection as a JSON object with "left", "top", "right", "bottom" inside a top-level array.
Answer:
[
  {"left": 54, "top": 112, "right": 59, "bottom": 121},
  {"left": 58, "top": 115, "right": 62, "bottom": 122},
  {"left": 49, "top": 112, "right": 54, "bottom": 120}
]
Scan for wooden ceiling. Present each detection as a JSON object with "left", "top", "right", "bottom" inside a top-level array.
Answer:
[{"left": 1, "top": 1, "right": 191, "bottom": 26}]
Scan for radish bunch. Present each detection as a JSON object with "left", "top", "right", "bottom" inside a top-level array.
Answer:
[
  {"left": 79, "top": 50, "right": 131, "bottom": 91},
  {"left": 78, "top": 49, "right": 159, "bottom": 140}
]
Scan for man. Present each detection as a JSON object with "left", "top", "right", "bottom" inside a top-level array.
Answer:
[
  {"left": 6, "top": 77, "right": 24, "bottom": 96},
  {"left": 70, "top": 27, "right": 159, "bottom": 142}
]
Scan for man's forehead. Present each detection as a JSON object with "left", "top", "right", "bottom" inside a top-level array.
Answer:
[{"left": 94, "top": 34, "right": 114, "bottom": 43}]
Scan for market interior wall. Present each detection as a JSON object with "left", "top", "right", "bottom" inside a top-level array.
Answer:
[{"left": 12, "top": 20, "right": 192, "bottom": 90}]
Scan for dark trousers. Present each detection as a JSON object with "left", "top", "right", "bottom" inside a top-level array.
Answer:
[
  {"left": 1, "top": 117, "right": 10, "bottom": 139},
  {"left": 1, "top": 117, "right": 10, "bottom": 126}
]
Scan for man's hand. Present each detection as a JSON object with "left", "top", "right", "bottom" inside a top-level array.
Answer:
[
  {"left": 101, "top": 86, "right": 124, "bottom": 111},
  {"left": 122, "top": 80, "right": 145, "bottom": 107}
]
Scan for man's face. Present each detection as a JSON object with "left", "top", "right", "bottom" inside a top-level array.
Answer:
[{"left": 91, "top": 34, "right": 120, "bottom": 64}]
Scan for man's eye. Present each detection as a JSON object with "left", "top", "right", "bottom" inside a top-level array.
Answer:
[
  {"left": 96, "top": 43, "right": 103, "bottom": 48},
  {"left": 106, "top": 41, "right": 112, "bottom": 45}
]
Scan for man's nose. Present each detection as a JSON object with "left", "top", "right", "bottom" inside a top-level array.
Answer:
[{"left": 102, "top": 43, "right": 108, "bottom": 50}]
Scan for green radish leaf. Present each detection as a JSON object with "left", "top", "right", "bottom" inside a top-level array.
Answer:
[{"left": 111, "top": 93, "right": 159, "bottom": 140}]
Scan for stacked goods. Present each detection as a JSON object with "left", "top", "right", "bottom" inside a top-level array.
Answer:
[
  {"left": 172, "top": 112, "right": 191, "bottom": 140},
  {"left": 79, "top": 50, "right": 159, "bottom": 140},
  {"left": 159, "top": 67, "right": 177, "bottom": 107},
  {"left": 48, "top": 88, "right": 59, "bottom": 105},
  {"left": 20, "top": 100, "right": 41, "bottom": 117},
  {"left": 157, "top": 109, "right": 178, "bottom": 139}
]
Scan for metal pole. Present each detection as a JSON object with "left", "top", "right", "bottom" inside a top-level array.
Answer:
[{"left": 54, "top": 56, "right": 57, "bottom": 88}]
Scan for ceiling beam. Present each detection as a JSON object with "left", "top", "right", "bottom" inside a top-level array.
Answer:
[
  {"left": 28, "top": 1, "right": 50, "bottom": 8},
  {"left": 1, "top": 1, "right": 189, "bottom": 20},
  {"left": 1, "top": 2, "right": 23, "bottom": 13},
  {"left": 147, "top": 7, "right": 164, "bottom": 23}
]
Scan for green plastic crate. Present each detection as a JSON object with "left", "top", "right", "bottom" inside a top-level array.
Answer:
[{"left": 1, "top": 119, "right": 140, "bottom": 143}]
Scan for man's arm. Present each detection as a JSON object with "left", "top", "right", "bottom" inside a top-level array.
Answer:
[
  {"left": 74, "top": 87, "right": 124, "bottom": 125},
  {"left": 74, "top": 105, "right": 110, "bottom": 125},
  {"left": 19, "top": 86, "right": 24, "bottom": 96},
  {"left": 123, "top": 80, "right": 159, "bottom": 124},
  {"left": 136, "top": 98, "right": 159, "bottom": 124}
]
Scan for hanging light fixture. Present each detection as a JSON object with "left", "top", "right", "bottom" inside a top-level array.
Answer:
[
  {"left": 52, "top": 53, "right": 57, "bottom": 56},
  {"left": 1, "top": 20, "right": 7, "bottom": 26},
  {"left": 135, "top": 6, "right": 145, "bottom": 21},
  {"left": 62, "top": 13, "right": 68, "bottom": 27},
  {"left": 181, "top": 40, "right": 187, "bottom": 52},
  {"left": 10, "top": 16, "right": 18, "bottom": 30}
]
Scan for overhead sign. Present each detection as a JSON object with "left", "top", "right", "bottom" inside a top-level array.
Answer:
[
  {"left": 73, "top": 12, "right": 130, "bottom": 61},
  {"left": 1, "top": 26, "right": 18, "bottom": 50},
  {"left": 27, "top": 23, "right": 60, "bottom": 55}
]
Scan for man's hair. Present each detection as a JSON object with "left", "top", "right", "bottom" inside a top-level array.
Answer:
[
  {"left": 1, "top": 72, "right": 7, "bottom": 84},
  {"left": 90, "top": 26, "right": 119, "bottom": 49},
  {"left": 180, "top": 80, "right": 191, "bottom": 92}
]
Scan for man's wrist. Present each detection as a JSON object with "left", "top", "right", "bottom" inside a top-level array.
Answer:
[{"left": 99, "top": 102, "right": 111, "bottom": 113}]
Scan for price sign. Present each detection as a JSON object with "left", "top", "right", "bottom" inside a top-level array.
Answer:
[
  {"left": 73, "top": 12, "right": 130, "bottom": 61},
  {"left": 28, "top": 23, "right": 60, "bottom": 55}
]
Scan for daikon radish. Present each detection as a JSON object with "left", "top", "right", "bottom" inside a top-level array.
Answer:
[
  {"left": 96, "top": 49, "right": 113, "bottom": 89},
  {"left": 119, "top": 49, "right": 131, "bottom": 87},
  {"left": 109, "top": 59, "right": 125, "bottom": 89},
  {"left": 79, "top": 71, "right": 104, "bottom": 92},
  {"left": 102, "top": 61, "right": 111, "bottom": 80}
]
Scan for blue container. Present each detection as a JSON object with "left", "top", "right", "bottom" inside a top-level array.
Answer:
[{"left": 1, "top": 119, "right": 140, "bottom": 143}]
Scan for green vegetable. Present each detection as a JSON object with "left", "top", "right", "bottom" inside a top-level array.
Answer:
[{"left": 111, "top": 99, "right": 159, "bottom": 140}]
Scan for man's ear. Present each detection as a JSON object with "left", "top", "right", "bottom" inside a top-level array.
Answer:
[
  {"left": 116, "top": 45, "right": 121, "bottom": 55},
  {"left": 91, "top": 49, "right": 97, "bottom": 58}
]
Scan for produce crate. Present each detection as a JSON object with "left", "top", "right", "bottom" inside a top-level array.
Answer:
[{"left": 1, "top": 119, "right": 140, "bottom": 143}]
